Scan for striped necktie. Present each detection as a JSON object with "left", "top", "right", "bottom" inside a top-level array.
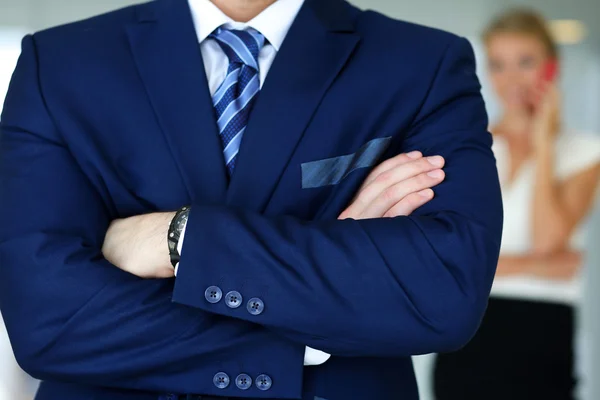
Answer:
[{"left": 210, "top": 27, "right": 266, "bottom": 176}]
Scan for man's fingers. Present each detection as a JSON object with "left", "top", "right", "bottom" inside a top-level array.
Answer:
[
  {"left": 352, "top": 156, "right": 445, "bottom": 215},
  {"left": 371, "top": 156, "right": 445, "bottom": 191},
  {"left": 339, "top": 186, "right": 437, "bottom": 221},
  {"left": 359, "top": 168, "right": 445, "bottom": 219},
  {"left": 360, "top": 151, "right": 422, "bottom": 190},
  {"left": 346, "top": 152, "right": 423, "bottom": 217},
  {"left": 383, "top": 189, "right": 434, "bottom": 218},
  {"left": 340, "top": 152, "right": 445, "bottom": 220}
]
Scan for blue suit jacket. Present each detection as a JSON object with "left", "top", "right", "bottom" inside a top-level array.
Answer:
[{"left": 0, "top": 0, "right": 503, "bottom": 399}]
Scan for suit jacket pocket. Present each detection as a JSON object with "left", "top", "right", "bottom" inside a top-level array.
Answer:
[{"left": 301, "top": 136, "right": 392, "bottom": 189}]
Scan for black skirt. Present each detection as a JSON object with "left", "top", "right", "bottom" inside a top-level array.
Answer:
[{"left": 434, "top": 298, "right": 575, "bottom": 400}]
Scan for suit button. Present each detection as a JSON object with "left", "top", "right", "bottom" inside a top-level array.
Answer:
[
  {"left": 225, "top": 291, "right": 243, "bottom": 309},
  {"left": 256, "top": 374, "right": 272, "bottom": 391},
  {"left": 213, "top": 372, "right": 230, "bottom": 389},
  {"left": 247, "top": 298, "right": 264, "bottom": 315},
  {"left": 235, "top": 373, "right": 252, "bottom": 390},
  {"left": 205, "top": 286, "right": 222, "bottom": 304}
]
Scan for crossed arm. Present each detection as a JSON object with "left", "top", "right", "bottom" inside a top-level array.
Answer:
[
  {"left": 102, "top": 151, "right": 447, "bottom": 280},
  {"left": 0, "top": 35, "right": 502, "bottom": 394}
]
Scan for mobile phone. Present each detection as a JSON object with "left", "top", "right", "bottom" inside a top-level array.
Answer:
[
  {"left": 542, "top": 59, "right": 559, "bottom": 82},
  {"left": 529, "top": 59, "right": 558, "bottom": 114}
]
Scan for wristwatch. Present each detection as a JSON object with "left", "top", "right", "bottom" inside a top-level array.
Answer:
[{"left": 167, "top": 206, "right": 190, "bottom": 269}]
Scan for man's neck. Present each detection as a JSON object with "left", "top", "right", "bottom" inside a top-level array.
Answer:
[{"left": 211, "top": 0, "right": 278, "bottom": 22}]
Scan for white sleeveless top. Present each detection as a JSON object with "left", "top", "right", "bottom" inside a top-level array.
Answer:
[{"left": 491, "top": 131, "right": 600, "bottom": 305}]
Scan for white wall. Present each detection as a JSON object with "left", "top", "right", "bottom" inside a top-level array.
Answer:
[{"left": 0, "top": 0, "right": 546, "bottom": 36}]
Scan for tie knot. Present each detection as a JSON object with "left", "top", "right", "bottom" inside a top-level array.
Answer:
[{"left": 210, "top": 27, "right": 265, "bottom": 70}]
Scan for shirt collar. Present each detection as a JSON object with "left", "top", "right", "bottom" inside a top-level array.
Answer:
[{"left": 188, "top": 0, "right": 305, "bottom": 51}]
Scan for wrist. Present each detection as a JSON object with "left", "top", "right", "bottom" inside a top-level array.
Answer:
[
  {"left": 533, "top": 130, "right": 554, "bottom": 149},
  {"left": 533, "top": 140, "right": 555, "bottom": 177}
]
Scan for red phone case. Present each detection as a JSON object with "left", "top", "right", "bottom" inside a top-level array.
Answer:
[{"left": 543, "top": 59, "right": 558, "bottom": 82}]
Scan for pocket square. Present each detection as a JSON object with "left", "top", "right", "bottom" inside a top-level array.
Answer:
[{"left": 301, "top": 136, "right": 392, "bottom": 189}]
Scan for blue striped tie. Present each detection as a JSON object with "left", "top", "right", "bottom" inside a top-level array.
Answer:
[{"left": 210, "top": 27, "right": 265, "bottom": 176}]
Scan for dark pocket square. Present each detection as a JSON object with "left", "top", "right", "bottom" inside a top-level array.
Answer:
[{"left": 301, "top": 136, "right": 392, "bottom": 189}]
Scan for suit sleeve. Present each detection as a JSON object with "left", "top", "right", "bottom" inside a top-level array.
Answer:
[
  {"left": 0, "top": 35, "right": 305, "bottom": 397},
  {"left": 173, "top": 36, "right": 503, "bottom": 357}
]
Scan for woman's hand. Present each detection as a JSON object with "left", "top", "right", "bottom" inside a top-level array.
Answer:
[{"left": 531, "top": 82, "right": 561, "bottom": 147}]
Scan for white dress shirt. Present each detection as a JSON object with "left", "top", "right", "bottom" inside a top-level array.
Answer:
[{"left": 178, "top": 0, "right": 330, "bottom": 366}]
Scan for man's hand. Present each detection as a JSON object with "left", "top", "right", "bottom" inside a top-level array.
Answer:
[
  {"left": 339, "top": 151, "right": 445, "bottom": 220},
  {"left": 102, "top": 212, "right": 176, "bottom": 279}
]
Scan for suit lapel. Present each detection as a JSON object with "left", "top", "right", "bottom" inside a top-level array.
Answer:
[
  {"left": 226, "top": 0, "right": 360, "bottom": 211},
  {"left": 126, "top": 0, "right": 228, "bottom": 204}
]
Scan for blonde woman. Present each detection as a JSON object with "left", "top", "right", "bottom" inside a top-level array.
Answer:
[{"left": 434, "top": 9, "right": 600, "bottom": 400}]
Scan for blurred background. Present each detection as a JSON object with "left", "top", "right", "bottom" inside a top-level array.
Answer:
[{"left": 0, "top": 0, "right": 599, "bottom": 399}]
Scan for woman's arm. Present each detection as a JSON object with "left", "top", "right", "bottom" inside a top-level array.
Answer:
[
  {"left": 496, "top": 251, "right": 581, "bottom": 280},
  {"left": 531, "top": 85, "right": 600, "bottom": 253}
]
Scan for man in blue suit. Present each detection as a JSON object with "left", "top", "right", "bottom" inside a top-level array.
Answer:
[{"left": 0, "top": 0, "right": 503, "bottom": 399}]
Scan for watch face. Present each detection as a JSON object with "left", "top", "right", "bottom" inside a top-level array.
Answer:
[{"left": 175, "top": 210, "right": 189, "bottom": 235}]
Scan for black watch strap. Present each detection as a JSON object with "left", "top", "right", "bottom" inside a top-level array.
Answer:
[{"left": 168, "top": 206, "right": 190, "bottom": 269}]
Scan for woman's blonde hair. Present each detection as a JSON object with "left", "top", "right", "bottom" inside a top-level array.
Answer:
[{"left": 483, "top": 9, "right": 558, "bottom": 59}]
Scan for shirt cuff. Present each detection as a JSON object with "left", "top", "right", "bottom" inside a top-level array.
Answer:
[{"left": 304, "top": 346, "right": 331, "bottom": 366}]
